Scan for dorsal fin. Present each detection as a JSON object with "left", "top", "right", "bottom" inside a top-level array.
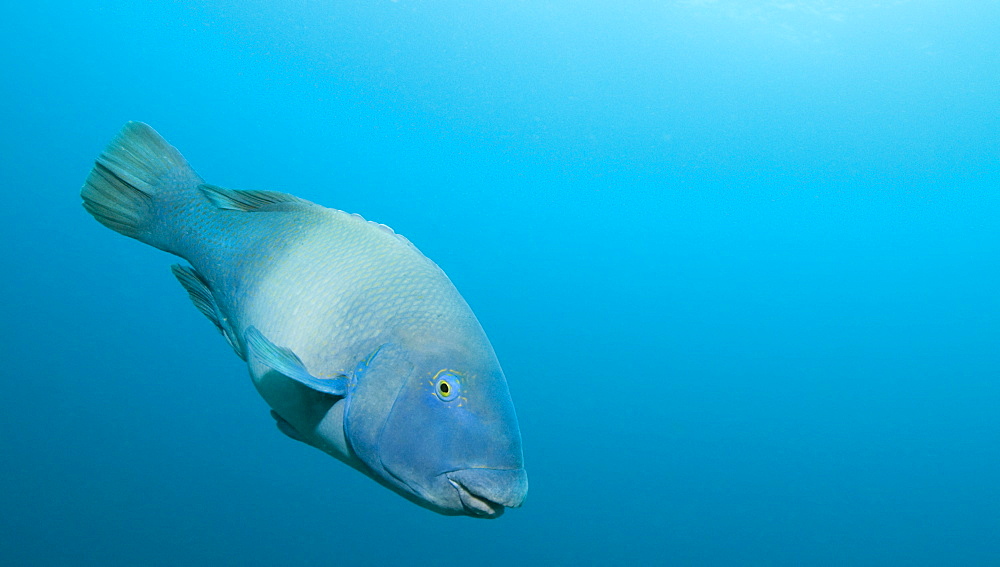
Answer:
[
  {"left": 171, "top": 264, "right": 242, "bottom": 357},
  {"left": 199, "top": 184, "right": 307, "bottom": 212}
]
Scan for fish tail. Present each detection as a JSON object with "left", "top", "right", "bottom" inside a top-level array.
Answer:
[{"left": 81, "top": 122, "right": 203, "bottom": 254}]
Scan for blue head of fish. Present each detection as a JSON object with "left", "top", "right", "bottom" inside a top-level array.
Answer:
[{"left": 343, "top": 342, "right": 527, "bottom": 518}]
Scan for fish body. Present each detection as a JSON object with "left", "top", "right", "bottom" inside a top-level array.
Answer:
[{"left": 82, "top": 122, "right": 526, "bottom": 517}]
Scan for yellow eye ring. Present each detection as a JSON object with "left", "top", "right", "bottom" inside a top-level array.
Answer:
[{"left": 433, "top": 371, "right": 461, "bottom": 401}]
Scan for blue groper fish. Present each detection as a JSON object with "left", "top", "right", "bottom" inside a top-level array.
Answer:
[{"left": 81, "top": 122, "right": 527, "bottom": 517}]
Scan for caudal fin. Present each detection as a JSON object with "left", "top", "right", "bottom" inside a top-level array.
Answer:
[{"left": 81, "top": 122, "right": 202, "bottom": 252}]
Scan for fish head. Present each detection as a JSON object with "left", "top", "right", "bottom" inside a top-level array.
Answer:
[{"left": 345, "top": 341, "right": 527, "bottom": 518}]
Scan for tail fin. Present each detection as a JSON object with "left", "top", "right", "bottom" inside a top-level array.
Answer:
[{"left": 81, "top": 122, "right": 202, "bottom": 252}]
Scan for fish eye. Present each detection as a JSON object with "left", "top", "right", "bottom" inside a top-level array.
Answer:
[{"left": 433, "top": 371, "right": 461, "bottom": 401}]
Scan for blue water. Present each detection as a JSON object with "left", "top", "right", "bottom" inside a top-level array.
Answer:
[{"left": 2, "top": 1, "right": 998, "bottom": 565}]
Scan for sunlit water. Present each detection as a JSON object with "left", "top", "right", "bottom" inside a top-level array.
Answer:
[{"left": 1, "top": 1, "right": 998, "bottom": 565}]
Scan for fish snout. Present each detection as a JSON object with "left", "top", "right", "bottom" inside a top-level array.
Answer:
[{"left": 444, "top": 468, "right": 528, "bottom": 518}]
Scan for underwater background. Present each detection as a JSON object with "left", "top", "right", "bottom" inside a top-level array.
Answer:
[{"left": 2, "top": 1, "right": 998, "bottom": 565}]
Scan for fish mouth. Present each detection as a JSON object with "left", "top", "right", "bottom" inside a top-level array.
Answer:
[
  {"left": 448, "top": 477, "right": 505, "bottom": 517},
  {"left": 445, "top": 468, "right": 528, "bottom": 518}
]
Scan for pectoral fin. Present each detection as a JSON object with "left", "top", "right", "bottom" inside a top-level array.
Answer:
[{"left": 245, "top": 326, "right": 347, "bottom": 396}]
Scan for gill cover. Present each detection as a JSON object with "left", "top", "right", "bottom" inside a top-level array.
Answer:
[{"left": 343, "top": 344, "right": 415, "bottom": 484}]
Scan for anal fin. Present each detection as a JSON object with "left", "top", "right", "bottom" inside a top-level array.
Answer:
[{"left": 171, "top": 264, "right": 242, "bottom": 357}]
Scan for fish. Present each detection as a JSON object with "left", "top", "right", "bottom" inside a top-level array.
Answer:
[{"left": 81, "top": 122, "right": 527, "bottom": 518}]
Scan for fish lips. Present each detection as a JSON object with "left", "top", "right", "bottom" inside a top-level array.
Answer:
[{"left": 443, "top": 467, "right": 528, "bottom": 518}]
